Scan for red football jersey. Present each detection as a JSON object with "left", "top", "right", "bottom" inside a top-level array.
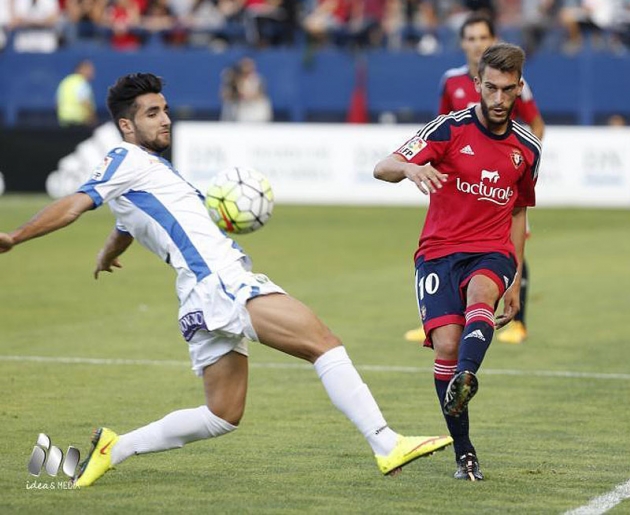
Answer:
[
  {"left": 438, "top": 65, "right": 541, "bottom": 124},
  {"left": 394, "top": 107, "right": 541, "bottom": 262}
]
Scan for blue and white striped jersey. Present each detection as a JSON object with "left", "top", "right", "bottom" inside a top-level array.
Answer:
[{"left": 78, "top": 142, "right": 246, "bottom": 301}]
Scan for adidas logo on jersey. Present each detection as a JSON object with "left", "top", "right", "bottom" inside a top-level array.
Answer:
[
  {"left": 464, "top": 329, "right": 486, "bottom": 341},
  {"left": 460, "top": 145, "right": 474, "bottom": 155}
]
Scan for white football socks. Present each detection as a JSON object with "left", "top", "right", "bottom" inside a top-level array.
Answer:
[
  {"left": 313, "top": 346, "right": 398, "bottom": 456},
  {"left": 110, "top": 347, "right": 398, "bottom": 465},
  {"left": 110, "top": 406, "right": 236, "bottom": 465}
]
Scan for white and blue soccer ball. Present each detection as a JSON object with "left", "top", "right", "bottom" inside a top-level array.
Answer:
[{"left": 205, "top": 166, "right": 274, "bottom": 234}]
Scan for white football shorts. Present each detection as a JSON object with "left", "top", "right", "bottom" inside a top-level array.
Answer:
[{"left": 178, "top": 258, "right": 285, "bottom": 376}]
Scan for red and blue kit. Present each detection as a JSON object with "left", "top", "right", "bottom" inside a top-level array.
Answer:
[
  {"left": 438, "top": 65, "right": 541, "bottom": 124},
  {"left": 394, "top": 107, "right": 541, "bottom": 264}
]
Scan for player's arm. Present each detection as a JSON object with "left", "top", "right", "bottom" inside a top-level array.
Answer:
[
  {"left": 0, "top": 192, "right": 95, "bottom": 254},
  {"left": 528, "top": 114, "right": 545, "bottom": 140},
  {"left": 496, "top": 206, "right": 527, "bottom": 329},
  {"left": 94, "top": 228, "right": 134, "bottom": 279},
  {"left": 373, "top": 154, "right": 448, "bottom": 195}
]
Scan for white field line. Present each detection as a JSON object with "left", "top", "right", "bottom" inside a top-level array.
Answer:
[
  {"left": 1, "top": 354, "right": 630, "bottom": 381},
  {"left": 564, "top": 478, "right": 630, "bottom": 515},
  {"left": 4, "top": 353, "right": 630, "bottom": 514}
]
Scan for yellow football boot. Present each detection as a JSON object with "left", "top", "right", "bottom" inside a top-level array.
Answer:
[
  {"left": 73, "top": 427, "right": 119, "bottom": 487},
  {"left": 497, "top": 321, "right": 527, "bottom": 344},
  {"left": 375, "top": 435, "right": 453, "bottom": 475},
  {"left": 404, "top": 326, "right": 426, "bottom": 342}
]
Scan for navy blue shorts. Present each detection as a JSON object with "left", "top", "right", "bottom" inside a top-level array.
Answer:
[{"left": 414, "top": 252, "right": 517, "bottom": 346}]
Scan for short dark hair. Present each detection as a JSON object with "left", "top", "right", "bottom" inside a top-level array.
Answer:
[
  {"left": 478, "top": 43, "right": 525, "bottom": 80},
  {"left": 107, "top": 73, "right": 164, "bottom": 125},
  {"left": 459, "top": 12, "right": 495, "bottom": 40}
]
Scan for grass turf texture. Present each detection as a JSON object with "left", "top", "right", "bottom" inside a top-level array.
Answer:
[{"left": 1, "top": 194, "right": 629, "bottom": 514}]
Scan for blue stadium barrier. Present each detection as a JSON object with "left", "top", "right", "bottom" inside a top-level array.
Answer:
[{"left": 0, "top": 46, "right": 628, "bottom": 126}]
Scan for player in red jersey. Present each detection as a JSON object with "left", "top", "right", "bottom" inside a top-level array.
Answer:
[
  {"left": 374, "top": 43, "right": 542, "bottom": 480},
  {"left": 404, "top": 12, "right": 544, "bottom": 345}
]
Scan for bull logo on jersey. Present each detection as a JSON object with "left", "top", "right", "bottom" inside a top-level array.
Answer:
[
  {"left": 481, "top": 170, "right": 500, "bottom": 183},
  {"left": 510, "top": 150, "right": 523, "bottom": 168},
  {"left": 397, "top": 136, "right": 427, "bottom": 159},
  {"left": 455, "top": 169, "right": 514, "bottom": 206}
]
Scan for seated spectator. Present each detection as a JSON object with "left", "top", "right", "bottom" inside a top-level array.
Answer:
[
  {"left": 302, "top": 0, "right": 351, "bottom": 47},
  {"left": 380, "top": 0, "right": 405, "bottom": 49},
  {"left": 402, "top": 0, "right": 441, "bottom": 52},
  {"left": 345, "top": 0, "right": 386, "bottom": 48},
  {"left": 180, "top": 0, "right": 244, "bottom": 47},
  {"left": 558, "top": 0, "right": 615, "bottom": 53},
  {"left": 63, "top": 0, "right": 108, "bottom": 43},
  {"left": 521, "top": 0, "right": 561, "bottom": 55},
  {"left": 609, "top": 0, "right": 630, "bottom": 52},
  {"left": 243, "top": 0, "right": 296, "bottom": 47},
  {"left": 12, "top": 0, "right": 62, "bottom": 52},
  {"left": 0, "top": 0, "right": 13, "bottom": 50},
  {"left": 100, "top": 0, "right": 145, "bottom": 50},
  {"left": 142, "top": 0, "right": 182, "bottom": 45}
]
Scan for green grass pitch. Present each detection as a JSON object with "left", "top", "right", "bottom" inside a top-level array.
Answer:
[{"left": 1, "top": 195, "right": 629, "bottom": 514}]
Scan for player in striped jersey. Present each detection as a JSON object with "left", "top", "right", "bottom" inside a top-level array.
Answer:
[
  {"left": 404, "top": 12, "right": 544, "bottom": 345},
  {"left": 0, "top": 73, "right": 453, "bottom": 486},
  {"left": 374, "top": 43, "right": 542, "bottom": 480}
]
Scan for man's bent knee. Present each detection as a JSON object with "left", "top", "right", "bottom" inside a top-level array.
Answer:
[{"left": 206, "top": 402, "right": 244, "bottom": 427}]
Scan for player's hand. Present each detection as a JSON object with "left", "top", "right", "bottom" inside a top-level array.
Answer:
[
  {"left": 0, "top": 233, "right": 15, "bottom": 254},
  {"left": 94, "top": 250, "right": 123, "bottom": 279},
  {"left": 495, "top": 285, "right": 520, "bottom": 329},
  {"left": 405, "top": 164, "right": 448, "bottom": 195}
]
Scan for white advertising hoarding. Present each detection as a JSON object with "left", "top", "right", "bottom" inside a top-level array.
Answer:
[{"left": 173, "top": 123, "right": 630, "bottom": 208}]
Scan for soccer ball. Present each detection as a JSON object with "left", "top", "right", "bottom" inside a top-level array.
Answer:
[{"left": 205, "top": 166, "right": 274, "bottom": 234}]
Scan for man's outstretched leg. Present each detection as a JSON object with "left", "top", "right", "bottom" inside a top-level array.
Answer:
[
  {"left": 74, "top": 352, "right": 246, "bottom": 487},
  {"left": 247, "top": 293, "right": 453, "bottom": 475}
]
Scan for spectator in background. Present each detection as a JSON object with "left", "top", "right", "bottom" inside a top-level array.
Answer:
[
  {"left": 101, "top": 0, "right": 144, "bottom": 50},
  {"left": 403, "top": 0, "right": 441, "bottom": 53},
  {"left": 0, "top": 0, "right": 14, "bottom": 50},
  {"left": 234, "top": 57, "right": 273, "bottom": 122},
  {"left": 12, "top": 0, "right": 62, "bottom": 52},
  {"left": 302, "top": 0, "right": 350, "bottom": 47},
  {"left": 521, "top": 0, "right": 561, "bottom": 55},
  {"left": 142, "top": 0, "right": 182, "bottom": 45},
  {"left": 180, "top": 0, "right": 244, "bottom": 48},
  {"left": 380, "top": 0, "right": 406, "bottom": 50},
  {"left": 607, "top": 113, "right": 627, "bottom": 126},
  {"left": 243, "top": 0, "right": 297, "bottom": 47},
  {"left": 219, "top": 62, "right": 240, "bottom": 121},
  {"left": 63, "top": 0, "right": 107, "bottom": 43},
  {"left": 558, "top": 0, "right": 615, "bottom": 53},
  {"left": 56, "top": 59, "right": 97, "bottom": 127}
]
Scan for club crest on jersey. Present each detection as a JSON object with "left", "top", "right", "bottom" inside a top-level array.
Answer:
[
  {"left": 91, "top": 156, "right": 112, "bottom": 181},
  {"left": 510, "top": 150, "right": 523, "bottom": 168},
  {"left": 398, "top": 136, "right": 427, "bottom": 159}
]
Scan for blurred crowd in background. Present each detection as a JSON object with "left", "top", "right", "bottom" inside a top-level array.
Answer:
[{"left": 2, "top": 0, "right": 630, "bottom": 56}]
